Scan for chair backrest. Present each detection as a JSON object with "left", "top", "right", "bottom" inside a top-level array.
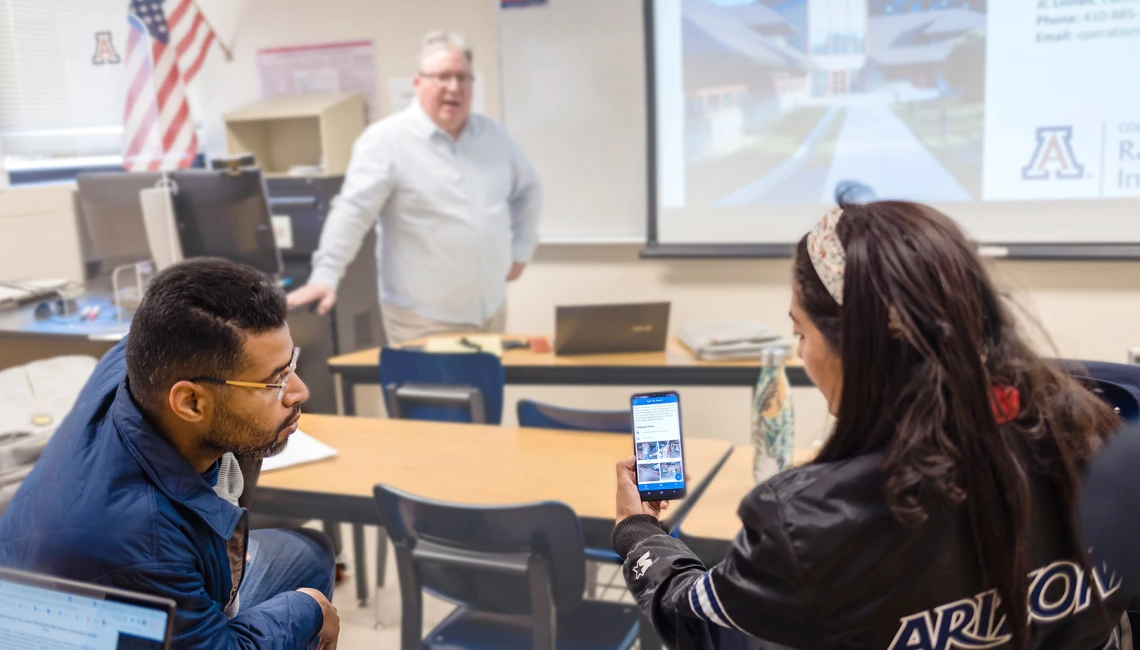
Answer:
[
  {"left": 516, "top": 399, "right": 632, "bottom": 434},
  {"left": 374, "top": 484, "right": 586, "bottom": 616},
  {"left": 1060, "top": 359, "right": 1140, "bottom": 423},
  {"left": 379, "top": 348, "right": 505, "bottom": 424}
]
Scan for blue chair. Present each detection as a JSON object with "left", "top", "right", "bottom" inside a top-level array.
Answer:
[
  {"left": 517, "top": 399, "right": 632, "bottom": 571},
  {"left": 351, "top": 349, "right": 507, "bottom": 612},
  {"left": 517, "top": 399, "right": 633, "bottom": 433},
  {"left": 374, "top": 484, "right": 640, "bottom": 650},
  {"left": 516, "top": 399, "right": 679, "bottom": 598},
  {"left": 381, "top": 348, "right": 506, "bottom": 424},
  {"left": 1061, "top": 359, "right": 1140, "bottom": 422},
  {"left": 1061, "top": 360, "right": 1140, "bottom": 636}
]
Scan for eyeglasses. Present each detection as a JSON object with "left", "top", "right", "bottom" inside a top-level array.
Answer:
[
  {"left": 190, "top": 347, "right": 300, "bottom": 401},
  {"left": 419, "top": 72, "right": 475, "bottom": 87}
]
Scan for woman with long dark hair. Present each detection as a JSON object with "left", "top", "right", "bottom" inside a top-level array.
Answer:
[{"left": 612, "top": 201, "right": 1130, "bottom": 649}]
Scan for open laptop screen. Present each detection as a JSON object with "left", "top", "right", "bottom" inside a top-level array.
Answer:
[{"left": 0, "top": 567, "right": 174, "bottom": 650}]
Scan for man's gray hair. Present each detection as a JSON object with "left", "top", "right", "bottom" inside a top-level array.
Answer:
[{"left": 417, "top": 30, "right": 473, "bottom": 69}]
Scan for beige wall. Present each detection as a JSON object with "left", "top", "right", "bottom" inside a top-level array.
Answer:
[
  {"left": 336, "top": 245, "right": 1140, "bottom": 452},
  {"left": 195, "top": 0, "right": 501, "bottom": 157}
]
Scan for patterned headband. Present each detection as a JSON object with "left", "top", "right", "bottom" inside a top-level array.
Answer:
[{"left": 806, "top": 207, "right": 846, "bottom": 305}]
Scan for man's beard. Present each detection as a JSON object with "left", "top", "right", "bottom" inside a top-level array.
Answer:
[{"left": 202, "top": 403, "right": 300, "bottom": 460}]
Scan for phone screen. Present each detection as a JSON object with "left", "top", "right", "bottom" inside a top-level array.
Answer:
[{"left": 631, "top": 392, "right": 686, "bottom": 499}]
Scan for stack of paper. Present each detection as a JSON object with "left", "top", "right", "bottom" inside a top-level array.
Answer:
[
  {"left": 260, "top": 431, "right": 338, "bottom": 472},
  {"left": 677, "top": 321, "right": 793, "bottom": 361}
]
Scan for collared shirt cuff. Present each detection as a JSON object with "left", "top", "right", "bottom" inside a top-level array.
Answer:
[
  {"left": 611, "top": 514, "right": 669, "bottom": 559},
  {"left": 306, "top": 267, "right": 342, "bottom": 292},
  {"left": 512, "top": 240, "right": 538, "bottom": 264}
]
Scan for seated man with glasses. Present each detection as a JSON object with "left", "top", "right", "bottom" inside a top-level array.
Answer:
[
  {"left": 286, "top": 29, "right": 543, "bottom": 345},
  {"left": 0, "top": 258, "right": 340, "bottom": 650}
]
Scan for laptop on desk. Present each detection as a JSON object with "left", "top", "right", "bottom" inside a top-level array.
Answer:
[
  {"left": 0, "top": 566, "right": 175, "bottom": 649},
  {"left": 554, "top": 302, "right": 670, "bottom": 355}
]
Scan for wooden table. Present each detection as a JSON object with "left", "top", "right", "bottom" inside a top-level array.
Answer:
[
  {"left": 679, "top": 446, "right": 817, "bottom": 565},
  {"left": 254, "top": 413, "right": 734, "bottom": 545},
  {"left": 254, "top": 415, "right": 729, "bottom": 648},
  {"left": 327, "top": 335, "right": 810, "bottom": 415}
]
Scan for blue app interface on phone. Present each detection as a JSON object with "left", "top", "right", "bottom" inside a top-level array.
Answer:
[{"left": 632, "top": 394, "right": 684, "bottom": 491}]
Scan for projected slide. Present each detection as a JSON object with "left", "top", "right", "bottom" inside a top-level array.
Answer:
[{"left": 655, "top": 0, "right": 1140, "bottom": 213}]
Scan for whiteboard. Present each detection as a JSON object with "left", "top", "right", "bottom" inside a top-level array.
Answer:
[{"left": 498, "top": 0, "right": 647, "bottom": 244}]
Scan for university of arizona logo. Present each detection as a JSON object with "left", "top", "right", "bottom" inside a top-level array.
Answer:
[
  {"left": 1022, "top": 126, "right": 1084, "bottom": 180},
  {"left": 92, "top": 31, "right": 121, "bottom": 65},
  {"left": 887, "top": 559, "right": 1122, "bottom": 650}
]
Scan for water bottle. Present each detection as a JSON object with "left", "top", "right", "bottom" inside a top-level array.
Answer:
[{"left": 752, "top": 347, "right": 795, "bottom": 484}]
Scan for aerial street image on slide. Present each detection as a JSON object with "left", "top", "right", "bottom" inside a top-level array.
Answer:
[{"left": 656, "top": 0, "right": 1140, "bottom": 210}]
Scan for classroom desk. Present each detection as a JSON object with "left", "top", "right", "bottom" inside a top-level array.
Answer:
[
  {"left": 253, "top": 415, "right": 731, "bottom": 648},
  {"left": 327, "top": 336, "right": 811, "bottom": 415},
  {"left": 0, "top": 284, "right": 346, "bottom": 413},
  {"left": 254, "top": 413, "right": 735, "bottom": 546},
  {"left": 679, "top": 446, "right": 818, "bottom": 566},
  {"left": 0, "top": 289, "right": 128, "bottom": 370}
]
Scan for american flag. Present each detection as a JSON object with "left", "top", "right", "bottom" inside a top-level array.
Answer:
[{"left": 122, "top": 0, "right": 217, "bottom": 171}]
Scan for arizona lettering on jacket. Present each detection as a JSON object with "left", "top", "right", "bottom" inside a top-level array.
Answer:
[
  {"left": 889, "top": 559, "right": 1123, "bottom": 650},
  {"left": 610, "top": 452, "right": 1131, "bottom": 650}
]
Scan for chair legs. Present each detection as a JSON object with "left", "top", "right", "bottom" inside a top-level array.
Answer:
[
  {"left": 586, "top": 560, "right": 600, "bottom": 599},
  {"left": 353, "top": 524, "right": 369, "bottom": 606},
  {"left": 377, "top": 527, "right": 389, "bottom": 588},
  {"left": 350, "top": 523, "right": 390, "bottom": 607},
  {"left": 321, "top": 520, "right": 342, "bottom": 555},
  {"left": 374, "top": 528, "right": 390, "bottom": 629}
]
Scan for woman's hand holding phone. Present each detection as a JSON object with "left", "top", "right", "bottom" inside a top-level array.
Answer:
[{"left": 615, "top": 455, "right": 670, "bottom": 524}]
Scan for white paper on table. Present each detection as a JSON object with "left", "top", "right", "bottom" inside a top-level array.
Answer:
[{"left": 260, "top": 430, "right": 338, "bottom": 472}]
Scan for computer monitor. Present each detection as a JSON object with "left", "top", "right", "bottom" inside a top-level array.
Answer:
[
  {"left": 169, "top": 169, "right": 283, "bottom": 277},
  {"left": 0, "top": 566, "right": 175, "bottom": 649},
  {"left": 75, "top": 172, "right": 162, "bottom": 274}
]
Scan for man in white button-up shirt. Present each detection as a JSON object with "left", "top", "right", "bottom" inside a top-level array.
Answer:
[{"left": 287, "top": 31, "right": 542, "bottom": 344}]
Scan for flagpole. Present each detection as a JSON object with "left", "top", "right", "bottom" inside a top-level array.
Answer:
[{"left": 190, "top": 0, "right": 233, "bottom": 61}]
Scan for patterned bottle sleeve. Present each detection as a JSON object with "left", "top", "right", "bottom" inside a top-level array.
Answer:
[{"left": 752, "top": 348, "right": 795, "bottom": 484}]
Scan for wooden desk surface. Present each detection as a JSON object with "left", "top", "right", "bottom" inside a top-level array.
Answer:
[
  {"left": 328, "top": 335, "right": 801, "bottom": 370},
  {"left": 680, "top": 446, "right": 818, "bottom": 542},
  {"left": 258, "top": 414, "right": 733, "bottom": 522}
]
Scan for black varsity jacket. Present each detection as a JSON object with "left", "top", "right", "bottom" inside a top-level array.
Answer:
[{"left": 612, "top": 451, "right": 1132, "bottom": 650}]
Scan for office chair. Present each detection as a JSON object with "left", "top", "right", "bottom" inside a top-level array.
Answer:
[
  {"left": 381, "top": 348, "right": 505, "bottom": 424},
  {"left": 373, "top": 483, "right": 640, "bottom": 650},
  {"left": 516, "top": 399, "right": 633, "bottom": 433},
  {"left": 516, "top": 399, "right": 662, "bottom": 598},
  {"left": 347, "top": 348, "right": 507, "bottom": 612},
  {"left": 1059, "top": 359, "right": 1140, "bottom": 422}
]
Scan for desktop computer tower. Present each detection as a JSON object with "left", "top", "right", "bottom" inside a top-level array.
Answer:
[{"left": 271, "top": 176, "right": 385, "bottom": 414}]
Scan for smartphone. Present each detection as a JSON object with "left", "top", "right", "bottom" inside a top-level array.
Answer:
[{"left": 631, "top": 390, "right": 687, "bottom": 501}]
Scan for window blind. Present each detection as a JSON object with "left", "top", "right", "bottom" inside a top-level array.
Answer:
[{"left": 0, "top": 0, "right": 126, "bottom": 162}]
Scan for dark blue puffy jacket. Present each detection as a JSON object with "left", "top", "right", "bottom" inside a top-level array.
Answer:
[{"left": 0, "top": 340, "right": 322, "bottom": 649}]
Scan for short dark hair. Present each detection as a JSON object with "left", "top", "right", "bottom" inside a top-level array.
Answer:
[{"left": 126, "top": 258, "right": 287, "bottom": 410}]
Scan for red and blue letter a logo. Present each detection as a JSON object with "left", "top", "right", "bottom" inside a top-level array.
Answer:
[
  {"left": 1023, "top": 126, "right": 1084, "bottom": 180},
  {"left": 92, "top": 31, "right": 121, "bottom": 65}
]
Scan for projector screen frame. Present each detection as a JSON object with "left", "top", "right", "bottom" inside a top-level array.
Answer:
[{"left": 639, "top": 0, "right": 1140, "bottom": 261}]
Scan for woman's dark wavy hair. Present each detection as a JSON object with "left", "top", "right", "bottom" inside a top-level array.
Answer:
[{"left": 794, "top": 200, "right": 1118, "bottom": 650}]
